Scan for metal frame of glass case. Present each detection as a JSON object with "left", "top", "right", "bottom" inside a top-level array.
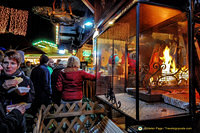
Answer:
[{"left": 94, "top": 0, "right": 196, "bottom": 129}]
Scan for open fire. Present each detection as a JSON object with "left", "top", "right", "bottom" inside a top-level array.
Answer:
[{"left": 148, "top": 45, "right": 189, "bottom": 87}]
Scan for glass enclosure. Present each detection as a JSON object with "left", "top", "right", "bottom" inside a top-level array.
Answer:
[
  {"left": 95, "top": 2, "right": 192, "bottom": 121},
  {"left": 96, "top": 6, "right": 136, "bottom": 95}
]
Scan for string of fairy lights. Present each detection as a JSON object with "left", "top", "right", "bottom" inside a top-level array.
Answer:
[
  {"left": 32, "top": 40, "right": 57, "bottom": 48},
  {"left": 0, "top": 6, "right": 28, "bottom": 36},
  {"left": 0, "top": 6, "right": 10, "bottom": 33},
  {"left": 56, "top": 24, "right": 59, "bottom": 45}
]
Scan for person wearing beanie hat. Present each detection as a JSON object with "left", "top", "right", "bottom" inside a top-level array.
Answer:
[{"left": 30, "top": 54, "right": 52, "bottom": 114}]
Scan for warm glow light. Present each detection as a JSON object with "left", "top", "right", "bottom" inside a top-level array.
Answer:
[
  {"left": 0, "top": 6, "right": 28, "bottom": 36},
  {"left": 72, "top": 50, "right": 76, "bottom": 55},
  {"left": 56, "top": 24, "right": 59, "bottom": 44},
  {"left": 158, "top": 46, "right": 189, "bottom": 85},
  {"left": 160, "top": 46, "right": 174, "bottom": 75},
  {"left": 109, "top": 21, "right": 114, "bottom": 25},
  {"left": 0, "top": 6, "right": 10, "bottom": 33},
  {"left": 93, "top": 29, "right": 99, "bottom": 39}
]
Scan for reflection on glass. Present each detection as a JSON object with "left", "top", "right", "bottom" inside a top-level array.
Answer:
[
  {"left": 139, "top": 13, "right": 189, "bottom": 93},
  {"left": 95, "top": 3, "right": 189, "bottom": 121}
]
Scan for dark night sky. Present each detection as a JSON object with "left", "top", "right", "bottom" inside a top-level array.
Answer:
[{"left": 26, "top": 13, "right": 55, "bottom": 43}]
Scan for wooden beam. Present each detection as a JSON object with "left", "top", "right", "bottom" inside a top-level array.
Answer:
[
  {"left": 81, "top": 0, "right": 94, "bottom": 14},
  {"left": 46, "top": 109, "right": 105, "bottom": 119}
]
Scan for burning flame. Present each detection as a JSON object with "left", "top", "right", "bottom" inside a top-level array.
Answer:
[
  {"left": 160, "top": 46, "right": 177, "bottom": 74},
  {"left": 158, "top": 46, "right": 189, "bottom": 85}
]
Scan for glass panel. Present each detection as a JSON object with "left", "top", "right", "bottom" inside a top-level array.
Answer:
[
  {"left": 194, "top": 23, "right": 200, "bottom": 109},
  {"left": 95, "top": 3, "right": 189, "bottom": 121},
  {"left": 127, "top": 37, "right": 136, "bottom": 88},
  {"left": 139, "top": 4, "right": 189, "bottom": 120},
  {"left": 96, "top": 6, "right": 137, "bottom": 119},
  {"left": 96, "top": 38, "right": 113, "bottom": 95}
]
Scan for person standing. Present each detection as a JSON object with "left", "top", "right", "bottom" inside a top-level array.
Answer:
[
  {"left": 30, "top": 54, "right": 52, "bottom": 112},
  {"left": 108, "top": 47, "right": 119, "bottom": 75},
  {"left": 55, "top": 59, "right": 61, "bottom": 68},
  {"left": 0, "top": 50, "right": 26, "bottom": 133},
  {"left": 22, "top": 61, "right": 33, "bottom": 77},
  {"left": 0, "top": 49, "right": 35, "bottom": 105},
  {"left": 56, "top": 56, "right": 100, "bottom": 105},
  {"left": 51, "top": 60, "right": 67, "bottom": 105},
  {"left": 47, "top": 58, "right": 54, "bottom": 75}
]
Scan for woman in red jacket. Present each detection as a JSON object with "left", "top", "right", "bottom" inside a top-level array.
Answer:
[{"left": 56, "top": 56, "right": 97, "bottom": 105}]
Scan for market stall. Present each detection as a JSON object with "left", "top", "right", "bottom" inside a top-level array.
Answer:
[{"left": 93, "top": 0, "right": 196, "bottom": 130}]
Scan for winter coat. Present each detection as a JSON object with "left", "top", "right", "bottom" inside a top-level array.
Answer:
[
  {"left": 0, "top": 101, "right": 24, "bottom": 133},
  {"left": 30, "top": 64, "right": 51, "bottom": 106},
  {"left": 22, "top": 66, "right": 33, "bottom": 77},
  {"left": 56, "top": 69, "right": 96, "bottom": 101},
  {"left": 47, "top": 66, "right": 53, "bottom": 75},
  {"left": 51, "top": 65, "right": 65, "bottom": 105},
  {"left": 0, "top": 69, "right": 35, "bottom": 105}
]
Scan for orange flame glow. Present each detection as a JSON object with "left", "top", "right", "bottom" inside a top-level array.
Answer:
[{"left": 158, "top": 46, "right": 189, "bottom": 85}]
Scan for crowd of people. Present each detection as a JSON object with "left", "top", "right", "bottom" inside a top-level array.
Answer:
[{"left": 0, "top": 49, "right": 97, "bottom": 133}]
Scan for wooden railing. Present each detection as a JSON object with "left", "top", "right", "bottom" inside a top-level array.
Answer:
[
  {"left": 33, "top": 102, "right": 105, "bottom": 133},
  {"left": 82, "top": 80, "right": 96, "bottom": 101},
  {"left": 33, "top": 102, "right": 125, "bottom": 133}
]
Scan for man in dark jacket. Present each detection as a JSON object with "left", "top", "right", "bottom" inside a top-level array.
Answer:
[{"left": 30, "top": 54, "right": 52, "bottom": 113}]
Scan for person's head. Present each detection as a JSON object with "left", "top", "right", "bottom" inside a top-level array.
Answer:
[
  {"left": 66, "top": 56, "right": 80, "bottom": 68},
  {"left": 58, "top": 60, "right": 68, "bottom": 68},
  {"left": 17, "top": 50, "right": 25, "bottom": 64},
  {"left": 2, "top": 49, "right": 22, "bottom": 75},
  {"left": 129, "top": 52, "right": 136, "bottom": 59},
  {"left": 56, "top": 59, "right": 61, "bottom": 65},
  {"left": 0, "top": 50, "right": 4, "bottom": 73},
  {"left": 121, "top": 47, "right": 126, "bottom": 54},
  {"left": 109, "top": 47, "right": 118, "bottom": 54},
  {"left": 26, "top": 61, "right": 31, "bottom": 67},
  {"left": 48, "top": 58, "right": 54, "bottom": 68},
  {"left": 40, "top": 54, "right": 49, "bottom": 65}
]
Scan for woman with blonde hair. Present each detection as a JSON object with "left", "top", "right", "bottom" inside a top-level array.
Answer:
[{"left": 56, "top": 56, "right": 98, "bottom": 104}]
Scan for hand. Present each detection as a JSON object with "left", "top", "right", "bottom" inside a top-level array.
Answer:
[
  {"left": 2, "top": 79, "right": 18, "bottom": 89},
  {"left": 15, "top": 104, "right": 26, "bottom": 114}
]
